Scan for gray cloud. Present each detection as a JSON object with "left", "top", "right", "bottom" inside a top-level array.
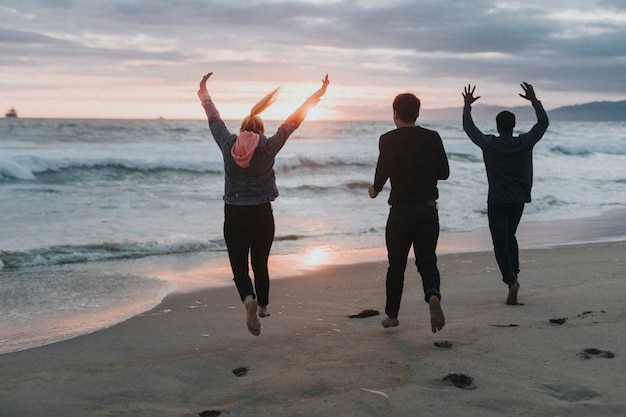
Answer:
[{"left": 1, "top": 0, "right": 625, "bottom": 117}]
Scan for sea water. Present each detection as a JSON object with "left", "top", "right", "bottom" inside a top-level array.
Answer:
[{"left": 1, "top": 117, "right": 625, "bottom": 353}]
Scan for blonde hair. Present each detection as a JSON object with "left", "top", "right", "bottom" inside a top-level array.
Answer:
[{"left": 240, "top": 87, "right": 280, "bottom": 134}]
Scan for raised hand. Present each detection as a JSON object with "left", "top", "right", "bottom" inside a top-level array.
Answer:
[
  {"left": 519, "top": 81, "right": 537, "bottom": 102},
  {"left": 199, "top": 72, "right": 213, "bottom": 91},
  {"left": 315, "top": 74, "right": 330, "bottom": 98},
  {"left": 463, "top": 84, "right": 480, "bottom": 105}
]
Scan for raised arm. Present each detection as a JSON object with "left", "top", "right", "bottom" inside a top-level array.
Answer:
[
  {"left": 519, "top": 81, "right": 537, "bottom": 103},
  {"left": 462, "top": 84, "right": 487, "bottom": 146},
  {"left": 197, "top": 72, "right": 232, "bottom": 145},
  {"left": 519, "top": 82, "right": 549, "bottom": 141},
  {"left": 286, "top": 75, "right": 330, "bottom": 126},
  {"left": 197, "top": 71, "right": 223, "bottom": 122},
  {"left": 198, "top": 72, "right": 212, "bottom": 102}
]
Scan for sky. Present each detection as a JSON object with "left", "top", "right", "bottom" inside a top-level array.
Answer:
[{"left": 1, "top": 0, "right": 625, "bottom": 120}]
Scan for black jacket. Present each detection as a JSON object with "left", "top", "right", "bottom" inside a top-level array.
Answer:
[
  {"left": 463, "top": 101, "right": 549, "bottom": 204},
  {"left": 373, "top": 126, "right": 450, "bottom": 205}
]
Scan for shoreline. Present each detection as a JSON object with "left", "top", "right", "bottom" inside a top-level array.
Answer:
[
  {"left": 1, "top": 208, "right": 624, "bottom": 357},
  {"left": 1, "top": 239, "right": 624, "bottom": 416},
  {"left": 129, "top": 207, "right": 626, "bottom": 294}
]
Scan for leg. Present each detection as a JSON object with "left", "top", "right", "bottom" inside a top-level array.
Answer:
[
  {"left": 507, "top": 203, "right": 525, "bottom": 276},
  {"left": 505, "top": 203, "right": 524, "bottom": 305},
  {"left": 224, "top": 204, "right": 260, "bottom": 336},
  {"left": 413, "top": 204, "right": 442, "bottom": 302},
  {"left": 413, "top": 203, "right": 445, "bottom": 333},
  {"left": 224, "top": 204, "right": 254, "bottom": 302},
  {"left": 383, "top": 205, "right": 412, "bottom": 325},
  {"left": 487, "top": 203, "right": 517, "bottom": 285},
  {"left": 249, "top": 203, "right": 275, "bottom": 315}
]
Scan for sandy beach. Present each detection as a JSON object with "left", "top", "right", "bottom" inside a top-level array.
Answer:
[{"left": 1, "top": 239, "right": 625, "bottom": 417}]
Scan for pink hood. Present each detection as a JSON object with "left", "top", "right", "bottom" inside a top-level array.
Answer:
[{"left": 231, "top": 131, "right": 260, "bottom": 168}]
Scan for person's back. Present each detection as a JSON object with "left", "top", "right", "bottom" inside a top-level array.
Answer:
[
  {"left": 463, "top": 85, "right": 548, "bottom": 204},
  {"left": 462, "top": 82, "right": 548, "bottom": 305},
  {"left": 369, "top": 92, "right": 448, "bottom": 333},
  {"left": 198, "top": 72, "right": 330, "bottom": 336},
  {"left": 377, "top": 125, "right": 449, "bottom": 205},
  {"left": 477, "top": 130, "right": 542, "bottom": 204}
]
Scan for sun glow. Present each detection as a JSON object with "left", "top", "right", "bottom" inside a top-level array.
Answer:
[{"left": 304, "top": 246, "right": 332, "bottom": 266}]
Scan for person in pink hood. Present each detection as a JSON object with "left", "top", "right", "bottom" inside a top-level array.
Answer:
[{"left": 198, "top": 72, "right": 329, "bottom": 336}]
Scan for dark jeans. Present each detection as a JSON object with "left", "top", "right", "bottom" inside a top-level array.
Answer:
[
  {"left": 385, "top": 201, "right": 442, "bottom": 319},
  {"left": 487, "top": 202, "right": 525, "bottom": 285},
  {"left": 224, "top": 202, "right": 275, "bottom": 306}
]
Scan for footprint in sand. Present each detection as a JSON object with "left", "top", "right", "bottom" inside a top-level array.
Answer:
[
  {"left": 577, "top": 348, "right": 615, "bottom": 360},
  {"left": 442, "top": 373, "right": 476, "bottom": 390},
  {"left": 434, "top": 341, "right": 453, "bottom": 349},
  {"left": 540, "top": 383, "right": 598, "bottom": 402},
  {"left": 232, "top": 367, "right": 249, "bottom": 377},
  {"left": 348, "top": 309, "right": 380, "bottom": 318},
  {"left": 549, "top": 311, "right": 607, "bottom": 325},
  {"left": 199, "top": 410, "right": 221, "bottom": 417}
]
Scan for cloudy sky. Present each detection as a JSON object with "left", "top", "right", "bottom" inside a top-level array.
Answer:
[{"left": 1, "top": 0, "right": 625, "bottom": 120}]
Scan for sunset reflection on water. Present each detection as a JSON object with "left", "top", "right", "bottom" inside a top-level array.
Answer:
[{"left": 304, "top": 246, "right": 332, "bottom": 266}]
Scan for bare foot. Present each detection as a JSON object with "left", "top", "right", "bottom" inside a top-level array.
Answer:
[
  {"left": 258, "top": 305, "right": 270, "bottom": 317},
  {"left": 429, "top": 296, "right": 445, "bottom": 333},
  {"left": 506, "top": 280, "right": 520, "bottom": 305},
  {"left": 381, "top": 317, "right": 399, "bottom": 328},
  {"left": 246, "top": 300, "right": 261, "bottom": 336}
]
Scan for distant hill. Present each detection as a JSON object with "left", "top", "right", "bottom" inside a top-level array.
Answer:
[
  {"left": 548, "top": 101, "right": 626, "bottom": 121},
  {"left": 422, "top": 100, "right": 626, "bottom": 122}
]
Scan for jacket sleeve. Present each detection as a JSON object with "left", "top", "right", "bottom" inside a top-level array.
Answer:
[
  {"left": 462, "top": 104, "right": 489, "bottom": 148},
  {"left": 435, "top": 133, "right": 450, "bottom": 180},
  {"left": 264, "top": 91, "right": 323, "bottom": 156},
  {"left": 520, "top": 100, "right": 549, "bottom": 145},
  {"left": 372, "top": 136, "right": 390, "bottom": 193},
  {"left": 285, "top": 93, "right": 322, "bottom": 127},
  {"left": 200, "top": 96, "right": 233, "bottom": 148}
]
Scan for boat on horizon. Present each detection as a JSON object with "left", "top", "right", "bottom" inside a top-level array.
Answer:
[{"left": 5, "top": 107, "right": 18, "bottom": 118}]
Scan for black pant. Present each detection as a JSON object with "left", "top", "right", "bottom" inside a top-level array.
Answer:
[
  {"left": 487, "top": 203, "right": 525, "bottom": 285},
  {"left": 224, "top": 202, "right": 275, "bottom": 306},
  {"left": 384, "top": 201, "right": 442, "bottom": 319}
]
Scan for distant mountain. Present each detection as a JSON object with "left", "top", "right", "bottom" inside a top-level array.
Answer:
[
  {"left": 421, "top": 100, "right": 626, "bottom": 122},
  {"left": 548, "top": 101, "right": 626, "bottom": 121}
]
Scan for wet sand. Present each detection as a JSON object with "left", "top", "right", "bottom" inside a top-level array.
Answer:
[{"left": 1, "top": 240, "right": 625, "bottom": 417}]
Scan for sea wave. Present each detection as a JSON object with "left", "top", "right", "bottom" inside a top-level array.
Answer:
[
  {"left": 447, "top": 152, "right": 483, "bottom": 163},
  {"left": 0, "top": 153, "right": 378, "bottom": 182},
  {"left": 0, "top": 237, "right": 225, "bottom": 269},
  {"left": 549, "top": 143, "right": 626, "bottom": 156},
  {"left": 0, "top": 156, "right": 225, "bottom": 181},
  {"left": 550, "top": 146, "right": 592, "bottom": 157},
  {"left": 276, "top": 155, "right": 373, "bottom": 171}
]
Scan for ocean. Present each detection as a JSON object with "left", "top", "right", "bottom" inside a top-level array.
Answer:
[{"left": 1, "top": 117, "right": 625, "bottom": 354}]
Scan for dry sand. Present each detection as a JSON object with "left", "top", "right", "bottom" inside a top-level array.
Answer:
[{"left": 1, "top": 241, "right": 625, "bottom": 417}]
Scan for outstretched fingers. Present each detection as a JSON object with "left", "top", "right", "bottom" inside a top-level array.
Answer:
[
  {"left": 519, "top": 81, "right": 536, "bottom": 100},
  {"left": 463, "top": 84, "right": 480, "bottom": 104}
]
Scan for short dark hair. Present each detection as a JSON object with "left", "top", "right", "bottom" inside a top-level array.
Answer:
[
  {"left": 496, "top": 111, "right": 516, "bottom": 135},
  {"left": 393, "top": 93, "right": 421, "bottom": 123}
]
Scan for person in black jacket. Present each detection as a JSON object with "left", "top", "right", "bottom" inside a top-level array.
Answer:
[
  {"left": 462, "top": 82, "right": 549, "bottom": 305},
  {"left": 369, "top": 93, "right": 449, "bottom": 333}
]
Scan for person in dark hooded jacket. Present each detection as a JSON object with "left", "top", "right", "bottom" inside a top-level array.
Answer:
[
  {"left": 198, "top": 72, "right": 329, "bottom": 336},
  {"left": 463, "top": 82, "right": 549, "bottom": 305}
]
